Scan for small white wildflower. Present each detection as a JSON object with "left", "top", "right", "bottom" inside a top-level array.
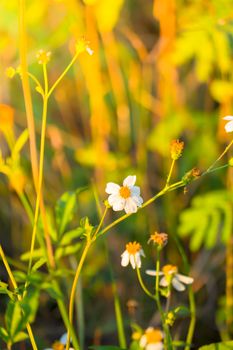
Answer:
[
  {"left": 105, "top": 175, "right": 143, "bottom": 214},
  {"left": 139, "top": 327, "right": 164, "bottom": 350},
  {"left": 223, "top": 116, "right": 233, "bottom": 133},
  {"left": 43, "top": 332, "right": 74, "bottom": 350},
  {"left": 121, "top": 241, "right": 145, "bottom": 269},
  {"left": 146, "top": 264, "right": 193, "bottom": 292}
]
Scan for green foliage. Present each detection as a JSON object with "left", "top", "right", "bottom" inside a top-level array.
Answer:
[
  {"left": 178, "top": 190, "right": 233, "bottom": 251},
  {"left": 55, "top": 190, "right": 78, "bottom": 238},
  {"left": 198, "top": 341, "right": 233, "bottom": 349}
]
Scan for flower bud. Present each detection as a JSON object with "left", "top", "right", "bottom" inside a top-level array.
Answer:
[{"left": 170, "top": 139, "right": 184, "bottom": 160}]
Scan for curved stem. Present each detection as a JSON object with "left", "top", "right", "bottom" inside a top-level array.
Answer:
[
  {"left": 136, "top": 266, "right": 155, "bottom": 300},
  {"left": 0, "top": 245, "right": 38, "bottom": 350}
]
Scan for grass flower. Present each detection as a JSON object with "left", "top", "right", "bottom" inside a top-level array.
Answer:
[
  {"left": 223, "top": 116, "right": 233, "bottom": 133},
  {"left": 105, "top": 175, "right": 143, "bottom": 214},
  {"left": 139, "top": 327, "right": 164, "bottom": 350},
  {"left": 146, "top": 264, "right": 193, "bottom": 292},
  {"left": 36, "top": 49, "right": 51, "bottom": 64},
  {"left": 121, "top": 241, "right": 145, "bottom": 269}
]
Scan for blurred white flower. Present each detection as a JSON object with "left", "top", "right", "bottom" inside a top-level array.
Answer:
[
  {"left": 139, "top": 327, "right": 164, "bottom": 350},
  {"left": 121, "top": 241, "right": 145, "bottom": 269},
  {"left": 44, "top": 332, "right": 74, "bottom": 350},
  {"left": 223, "top": 116, "right": 233, "bottom": 133},
  {"left": 105, "top": 175, "right": 143, "bottom": 214},
  {"left": 146, "top": 264, "right": 193, "bottom": 292}
]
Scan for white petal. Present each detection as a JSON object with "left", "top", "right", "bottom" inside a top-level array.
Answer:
[
  {"left": 225, "top": 120, "right": 233, "bottom": 133},
  {"left": 140, "top": 249, "right": 145, "bottom": 257},
  {"left": 139, "top": 335, "right": 147, "bottom": 347},
  {"left": 131, "top": 195, "right": 143, "bottom": 206},
  {"left": 124, "top": 198, "right": 138, "bottom": 214},
  {"left": 223, "top": 115, "right": 233, "bottom": 121},
  {"left": 86, "top": 47, "right": 94, "bottom": 55},
  {"left": 160, "top": 276, "right": 169, "bottom": 287},
  {"left": 176, "top": 274, "right": 194, "bottom": 285},
  {"left": 105, "top": 182, "right": 120, "bottom": 194},
  {"left": 135, "top": 252, "right": 142, "bottom": 268},
  {"left": 146, "top": 270, "right": 163, "bottom": 276},
  {"left": 121, "top": 251, "right": 130, "bottom": 267},
  {"left": 172, "top": 277, "right": 185, "bottom": 291},
  {"left": 123, "top": 175, "right": 136, "bottom": 187},
  {"left": 60, "top": 333, "right": 67, "bottom": 344},
  {"left": 108, "top": 194, "right": 125, "bottom": 211},
  {"left": 130, "top": 254, "right": 136, "bottom": 269},
  {"left": 131, "top": 186, "right": 140, "bottom": 196},
  {"left": 147, "top": 343, "right": 163, "bottom": 350}
]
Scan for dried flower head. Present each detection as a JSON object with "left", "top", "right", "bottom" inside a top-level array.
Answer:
[
  {"left": 75, "top": 36, "right": 94, "bottom": 56},
  {"left": 148, "top": 232, "right": 168, "bottom": 248},
  {"left": 170, "top": 139, "right": 184, "bottom": 160},
  {"left": 36, "top": 49, "right": 51, "bottom": 64},
  {"left": 182, "top": 167, "right": 201, "bottom": 185}
]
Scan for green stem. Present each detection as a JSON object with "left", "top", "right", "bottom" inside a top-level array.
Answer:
[
  {"left": 47, "top": 53, "right": 79, "bottom": 99},
  {"left": 204, "top": 139, "right": 233, "bottom": 174},
  {"left": 166, "top": 159, "right": 176, "bottom": 187},
  {"left": 172, "top": 234, "right": 196, "bottom": 350},
  {"left": 0, "top": 245, "right": 38, "bottom": 350},
  {"left": 136, "top": 266, "right": 155, "bottom": 300},
  {"left": 18, "top": 191, "right": 34, "bottom": 225}
]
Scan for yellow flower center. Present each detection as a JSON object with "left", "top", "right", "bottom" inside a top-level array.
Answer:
[
  {"left": 149, "top": 232, "right": 168, "bottom": 246},
  {"left": 126, "top": 241, "right": 141, "bottom": 255},
  {"left": 52, "top": 342, "right": 64, "bottom": 350},
  {"left": 162, "top": 264, "right": 177, "bottom": 276},
  {"left": 145, "top": 329, "right": 163, "bottom": 343},
  {"left": 119, "top": 186, "right": 131, "bottom": 199}
]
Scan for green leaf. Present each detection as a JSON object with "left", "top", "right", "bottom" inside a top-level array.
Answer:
[
  {"left": 20, "top": 248, "right": 44, "bottom": 261},
  {"left": 55, "top": 191, "right": 77, "bottom": 237},
  {"left": 32, "top": 257, "right": 47, "bottom": 271},
  {"left": 11, "top": 129, "right": 29, "bottom": 161},
  {"left": 5, "top": 300, "right": 27, "bottom": 342},
  {"left": 178, "top": 190, "right": 233, "bottom": 251},
  {"left": 13, "top": 331, "right": 28, "bottom": 343},
  {"left": 59, "top": 227, "right": 85, "bottom": 246},
  {"left": 21, "top": 286, "right": 40, "bottom": 323},
  {"left": 0, "top": 281, "right": 14, "bottom": 299},
  {"left": 41, "top": 282, "right": 63, "bottom": 300},
  {"left": 0, "top": 327, "right": 9, "bottom": 343},
  {"left": 198, "top": 341, "right": 233, "bottom": 349},
  {"left": 55, "top": 242, "right": 82, "bottom": 260}
]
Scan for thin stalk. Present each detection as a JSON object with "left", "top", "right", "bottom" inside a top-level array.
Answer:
[
  {"left": 66, "top": 241, "right": 91, "bottom": 350},
  {"left": 155, "top": 249, "right": 172, "bottom": 350},
  {"left": 136, "top": 266, "right": 156, "bottom": 300},
  {"left": 166, "top": 159, "right": 176, "bottom": 187},
  {"left": 0, "top": 245, "right": 38, "bottom": 350},
  {"left": 204, "top": 139, "right": 233, "bottom": 174},
  {"left": 47, "top": 53, "right": 79, "bottom": 99}
]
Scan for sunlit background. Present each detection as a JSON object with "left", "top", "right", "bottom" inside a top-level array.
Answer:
[{"left": 1, "top": 0, "right": 233, "bottom": 348}]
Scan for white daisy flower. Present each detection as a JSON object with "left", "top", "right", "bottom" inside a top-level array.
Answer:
[
  {"left": 121, "top": 241, "right": 145, "bottom": 269},
  {"left": 146, "top": 264, "right": 193, "bottom": 292},
  {"left": 139, "top": 327, "right": 164, "bottom": 350},
  {"left": 223, "top": 116, "right": 233, "bottom": 133},
  {"left": 105, "top": 175, "right": 143, "bottom": 214}
]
